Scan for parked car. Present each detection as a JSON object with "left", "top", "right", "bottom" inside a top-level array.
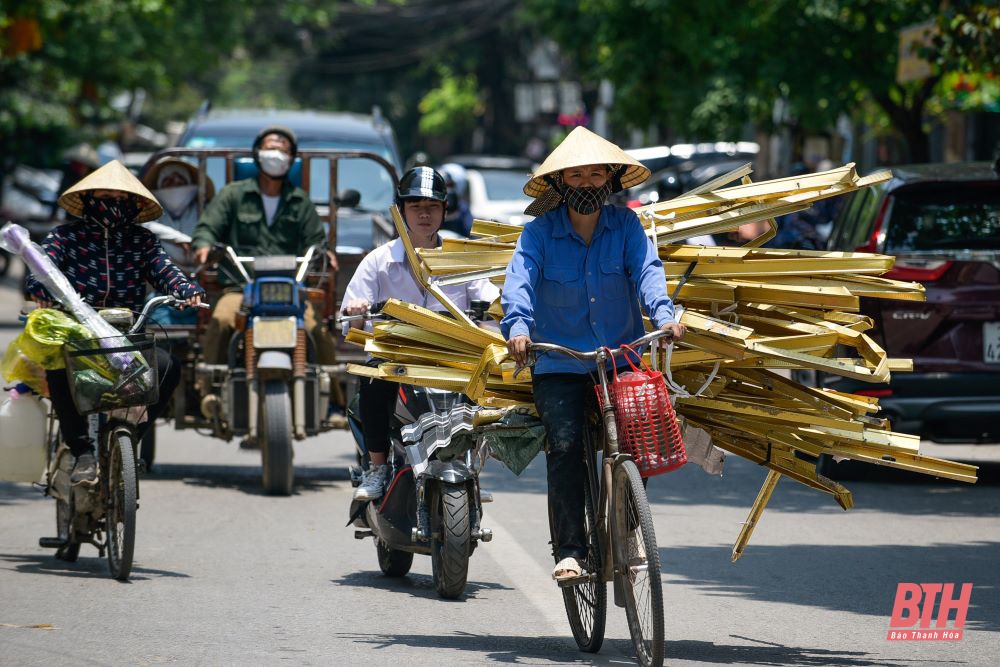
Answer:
[
  {"left": 822, "top": 162, "right": 1000, "bottom": 444},
  {"left": 443, "top": 155, "right": 535, "bottom": 225},
  {"left": 179, "top": 108, "right": 403, "bottom": 251}
]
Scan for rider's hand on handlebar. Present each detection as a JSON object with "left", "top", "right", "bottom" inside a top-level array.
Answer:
[
  {"left": 659, "top": 321, "right": 687, "bottom": 341},
  {"left": 508, "top": 335, "right": 532, "bottom": 367},
  {"left": 342, "top": 298, "right": 370, "bottom": 329},
  {"left": 181, "top": 294, "right": 205, "bottom": 309},
  {"left": 342, "top": 298, "right": 370, "bottom": 316},
  {"left": 193, "top": 246, "right": 211, "bottom": 266},
  {"left": 33, "top": 297, "right": 54, "bottom": 309}
]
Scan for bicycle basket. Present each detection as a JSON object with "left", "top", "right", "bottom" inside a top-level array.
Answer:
[
  {"left": 63, "top": 333, "right": 159, "bottom": 415},
  {"left": 596, "top": 345, "right": 686, "bottom": 477}
]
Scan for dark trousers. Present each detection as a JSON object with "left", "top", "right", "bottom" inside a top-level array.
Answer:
[
  {"left": 358, "top": 358, "right": 398, "bottom": 456},
  {"left": 533, "top": 372, "right": 597, "bottom": 562},
  {"left": 47, "top": 347, "right": 181, "bottom": 457}
]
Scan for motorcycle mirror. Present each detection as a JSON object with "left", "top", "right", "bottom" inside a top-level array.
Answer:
[{"left": 335, "top": 189, "right": 361, "bottom": 208}]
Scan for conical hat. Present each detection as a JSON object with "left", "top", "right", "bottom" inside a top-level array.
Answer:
[
  {"left": 523, "top": 126, "right": 650, "bottom": 198},
  {"left": 142, "top": 157, "right": 215, "bottom": 201},
  {"left": 58, "top": 160, "right": 163, "bottom": 223}
]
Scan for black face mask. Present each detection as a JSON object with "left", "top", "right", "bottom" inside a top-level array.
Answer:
[
  {"left": 82, "top": 193, "right": 139, "bottom": 229},
  {"left": 562, "top": 181, "right": 613, "bottom": 215}
]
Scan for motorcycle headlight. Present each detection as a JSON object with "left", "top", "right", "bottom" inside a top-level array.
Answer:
[{"left": 259, "top": 282, "right": 294, "bottom": 304}]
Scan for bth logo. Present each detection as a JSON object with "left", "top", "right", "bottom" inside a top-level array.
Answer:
[{"left": 887, "top": 583, "right": 972, "bottom": 641}]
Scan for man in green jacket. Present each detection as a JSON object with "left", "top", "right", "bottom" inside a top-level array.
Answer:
[{"left": 192, "top": 125, "right": 336, "bottom": 365}]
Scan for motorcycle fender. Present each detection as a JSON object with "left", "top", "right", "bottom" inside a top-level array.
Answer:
[
  {"left": 423, "top": 460, "right": 474, "bottom": 485},
  {"left": 256, "top": 350, "right": 292, "bottom": 370}
]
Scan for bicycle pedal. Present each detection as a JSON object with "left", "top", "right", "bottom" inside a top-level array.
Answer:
[
  {"left": 38, "top": 537, "right": 67, "bottom": 549},
  {"left": 556, "top": 573, "right": 593, "bottom": 588}
]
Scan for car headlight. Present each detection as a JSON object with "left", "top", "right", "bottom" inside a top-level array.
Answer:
[{"left": 259, "top": 282, "right": 294, "bottom": 304}]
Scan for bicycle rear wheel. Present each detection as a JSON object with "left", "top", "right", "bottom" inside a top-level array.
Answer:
[
  {"left": 551, "top": 448, "right": 606, "bottom": 653},
  {"left": 612, "top": 459, "right": 664, "bottom": 667},
  {"left": 106, "top": 432, "right": 137, "bottom": 581}
]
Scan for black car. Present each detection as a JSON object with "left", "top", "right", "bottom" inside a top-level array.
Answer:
[{"left": 822, "top": 161, "right": 1000, "bottom": 443}]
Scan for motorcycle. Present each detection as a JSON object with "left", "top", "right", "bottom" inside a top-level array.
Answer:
[
  {"left": 341, "top": 302, "right": 494, "bottom": 599},
  {"left": 0, "top": 165, "right": 62, "bottom": 278},
  {"left": 185, "top": 243, "right": 340, "bottom": 495}
]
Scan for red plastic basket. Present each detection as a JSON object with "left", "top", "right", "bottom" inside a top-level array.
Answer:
[{"left": 596, "top": 345, "right": 686, "bottom": 477}]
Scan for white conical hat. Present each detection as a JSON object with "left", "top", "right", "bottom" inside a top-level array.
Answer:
[
  {"left": 58, "top": 159, "right": 163, "bottom": 223},
  {"left": 523, "top": 126, "right": 650, "bottom": 197}
]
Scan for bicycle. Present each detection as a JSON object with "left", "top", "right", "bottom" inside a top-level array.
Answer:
[
  {"left": 518, "top": 328, "right": 677, "bottom": 667},
  {"left": 39, "top": 295, "right": 207, "bottom": 580}
]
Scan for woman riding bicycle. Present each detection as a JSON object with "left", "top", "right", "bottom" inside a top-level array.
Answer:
[
  {"left": 24, "top": 160, "right": 204, "bottom": 484},
  {"left": 501, "top": 127, "right": 686, "bottom": 581}
]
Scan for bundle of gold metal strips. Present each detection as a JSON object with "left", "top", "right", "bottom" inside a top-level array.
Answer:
[{"left": 346, "top": 162, "right": 977, "bottom": 559}]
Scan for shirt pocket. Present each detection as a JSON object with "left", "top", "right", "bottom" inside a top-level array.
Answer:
[
  {"left": 539, "top": 264, "right": 583, "bottom": 308},
  {"left": 600, "top": 259, "right": 630, "bottom": 300},
  {"left": 236, "top": 208, "right": 260, "bottom": 246}
]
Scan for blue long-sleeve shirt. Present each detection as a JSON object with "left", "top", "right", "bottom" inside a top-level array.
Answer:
[{"left": 501, "top": 204, "right": 676, "bottom": 375}]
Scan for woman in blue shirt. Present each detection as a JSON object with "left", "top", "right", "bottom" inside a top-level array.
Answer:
[{"left": 501, "top": 127, "right": 686, "bottom": 581}]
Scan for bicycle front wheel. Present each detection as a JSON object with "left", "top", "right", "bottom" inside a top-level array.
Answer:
[
  {"left": 106, "top": 432, "right": 137, "bottom": 581},
  {"left": 612, "top": 460, "right": 664, "bottom": 667}
]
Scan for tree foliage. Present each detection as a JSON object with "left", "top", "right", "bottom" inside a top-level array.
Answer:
[
  {"left": 418, "top": 67, "right": 485, "bottom": 137},
  {"left": 525, "top": 0, "right": 998, "bottom": 161}
]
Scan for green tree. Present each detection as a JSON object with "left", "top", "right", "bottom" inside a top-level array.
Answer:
[
  {"left": 418, "top": 67, "right": 484, "bottom": 137},
  {"left": 524, "top": 0, "right": 999, "bottom": 163}
]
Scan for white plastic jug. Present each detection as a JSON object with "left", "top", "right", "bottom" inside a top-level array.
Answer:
[{"left": 0, "top": 388, "right": 48, "bottom": 483}]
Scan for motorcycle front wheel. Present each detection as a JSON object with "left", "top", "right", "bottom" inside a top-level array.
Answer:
[
  {"left": 430, "top": 483, "right": 471, "bottom": 599},
  {"left": 106, "top": 432, "right": 138, "bottom": 581},
  {"left": 260, "top": 380, "right": 294, "bottom": 496}
]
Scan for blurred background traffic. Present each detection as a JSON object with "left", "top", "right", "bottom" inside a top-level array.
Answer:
[{"left": 1, "top": 1, "right": 999, "bottom": 450}]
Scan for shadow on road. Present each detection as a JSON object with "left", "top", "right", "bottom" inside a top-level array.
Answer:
[
  {"left": 333, "top": 631, "right": 915, "bottom": 665},
  {"left": 141, "top": 463, "right": 349, "bottom": 497},
  {"left": 0, "top": 482, "right": 45, "bottom": 506},
  {"left": 332, "top": 570, "right": 512, "bottom": 601},
  {"left": 482, "top": 456, "right": 1000, "bottom": 518},
  {"left": 669, "top": 637, "right": 956, "bottom": 666},
  {"left": 333, "top": 630, "right": 635, "bottom": 664},
  {"left": 0, "top": 552, "right": 191, "bottom": 581},
  {"left": 662, "top": 541, "right": 1000, "bottom": 632}
]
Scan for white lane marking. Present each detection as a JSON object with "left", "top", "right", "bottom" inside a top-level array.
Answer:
[{"left": 485, "top": 509, "right": 568, "bottom": 635}]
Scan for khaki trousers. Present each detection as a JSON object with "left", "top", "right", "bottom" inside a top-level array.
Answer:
[{"left": 203, "top": 291, "right": 337, "bottom": 365}]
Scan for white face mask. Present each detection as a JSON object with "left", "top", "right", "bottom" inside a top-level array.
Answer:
[
  {"left": 258, "top": 149, "right": 291, "bottom": 178},
  {"left": 154, "top": 185, "right": 197, "bottom": 218}
]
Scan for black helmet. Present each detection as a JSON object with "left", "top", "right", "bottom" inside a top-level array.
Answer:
[
  {"left": 252, "top": 125, "right": 298, "bottom": 159},
  {"left": 397, "top": 166, "right": 447, "bottom": 205}
]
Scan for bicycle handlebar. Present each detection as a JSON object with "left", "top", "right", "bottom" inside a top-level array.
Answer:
[
  {"left": 513, "top": 329, "right": 674, "bottom": 379},
  {"left": 527, "top": 328, "right": 674, "bottom": 361},
  {"left": 131, "top": 295, "right": 209, "bottom": 334}
]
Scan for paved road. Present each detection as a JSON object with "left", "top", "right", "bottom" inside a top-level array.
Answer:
[{"left": 2, "top": 264, "right": 999, "bottom": 666}]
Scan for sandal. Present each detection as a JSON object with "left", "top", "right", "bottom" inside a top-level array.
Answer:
[{"left": 552, "top": 557, "right": 583, "bottom": 581}]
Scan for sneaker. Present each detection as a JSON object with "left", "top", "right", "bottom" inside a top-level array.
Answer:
[
  {"left": 70, "top": 453, "right": 98, "bottom": 484},
  {"left": 353, "top": 465, "right": 389, "bottom": 501}
]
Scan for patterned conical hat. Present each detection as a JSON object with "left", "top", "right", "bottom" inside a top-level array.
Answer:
[{"left": 58, "top": 159, "right": 162, "bottom": 223}]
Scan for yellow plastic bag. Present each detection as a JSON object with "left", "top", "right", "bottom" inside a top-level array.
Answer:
[
  {"left": 20, "top": 309, "right": 92, "bottom": 371},
  {"left": 1, "top": 337, "right": 48, "bottom": 395},
  {"left": 0, "top": 309, "right": 93, "bottom": 396}
]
